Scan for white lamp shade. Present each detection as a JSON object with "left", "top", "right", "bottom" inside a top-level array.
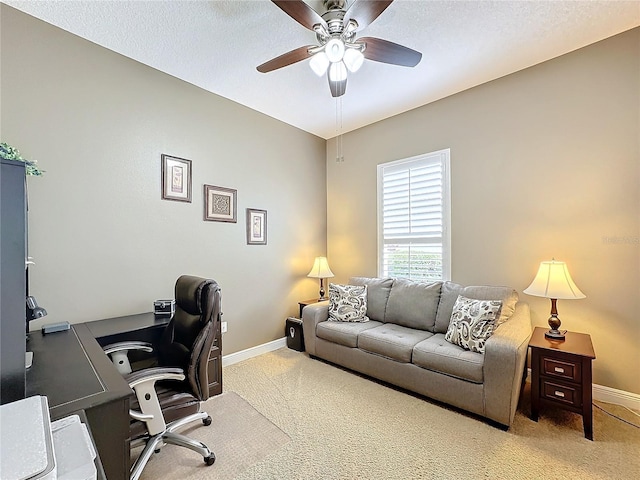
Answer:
[
  {"left": 309, "top": 51, "right": 330, "bottom": 76},
  {"left": 328, "top": 62, "right": 347, "bottom": 82},
  {"left": 523, "top": 260, "right": 586, "bottom": 300},
  {"left": 307, "top": 257, "right": 335, "bottom": 279},
  {"left": 343, "top": 48, "right": 364, "bottom": 73}
]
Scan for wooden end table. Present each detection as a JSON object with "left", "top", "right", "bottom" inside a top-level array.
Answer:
[
  {"left": 298, "top": 298, "right": 323, "bottom": 318},
  {"left": 529, "top": 326, "right": 596, "bottom": 440}
]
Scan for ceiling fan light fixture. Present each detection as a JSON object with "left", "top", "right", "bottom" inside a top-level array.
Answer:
[
  {"left": 325, "top": 38, "right": 345, "bottom": 63},
  {"left": 329, "top": 61, "right": 347, "bottom": 82},
  {"left": 309, "top": 51, "right": 330, "bottom": 76},
  {"left": 343, "top": 48, "right": 364, "bottom": 73}
]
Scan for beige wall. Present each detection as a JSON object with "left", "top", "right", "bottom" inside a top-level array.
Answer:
[
  {"left": 1, "top": 6, "right": 327, "bottom": 355},
  {"left": 327, "top": 28, "right": 639, "bottom": 394}
]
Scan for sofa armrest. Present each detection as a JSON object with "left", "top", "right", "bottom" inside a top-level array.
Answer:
[
  {"left": 302, "top": 301, "right": 329, "bottom": 355},
  {"left": 483, "top": 301, "right": 532, "bottom": 427}
]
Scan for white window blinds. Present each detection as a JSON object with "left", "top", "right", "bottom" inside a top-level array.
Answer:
[{"left": 377, "top": 149, "right": 451, "bottom": 281}]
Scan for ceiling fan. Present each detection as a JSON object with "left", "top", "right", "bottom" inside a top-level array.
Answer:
[{"left": 257, "top": 0, "right": 422, "bottom": 97}]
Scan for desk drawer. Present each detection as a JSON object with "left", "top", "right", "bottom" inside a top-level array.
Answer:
[
  {"left": 542, "top": 380, "right": 581, "bottom": 408},
  {"left": 542, "top": 357, "right": 581, "bottom": 382}
]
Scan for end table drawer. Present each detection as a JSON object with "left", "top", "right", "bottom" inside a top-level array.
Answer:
[
  {"left": 542, "top": 380, "right": 581, "bottom": 407},
  {"left": 542, "top": 357, "right": 581, "bottom": 382}
]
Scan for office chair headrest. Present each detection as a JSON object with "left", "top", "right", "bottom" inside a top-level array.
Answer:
[{"left": 175, "top": 275, "right": 218, "bottom": 317}]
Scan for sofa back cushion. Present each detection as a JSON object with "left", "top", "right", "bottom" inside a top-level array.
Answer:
[
  {"left": 349, "top": 277, "right": 394, "bottom": 322},
  {"left": 435, "top": 282, "right": 519, "bottom": 333},
  {"left": 384, "top": 278, "right": 442, "bottom": 331}
]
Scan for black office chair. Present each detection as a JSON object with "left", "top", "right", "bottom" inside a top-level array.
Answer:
[{"left": 104, "top": 275, "right": 221, "bottom": 480}]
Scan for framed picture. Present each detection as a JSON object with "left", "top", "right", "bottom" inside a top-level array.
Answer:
[
  {"left": 246, "top": 208, "right": 267, "bottom": 245},
  {"left": 204, "top": 185, "right": 237, "bottom": 222},
  {"left": 161, "top": 154, "right": 192, "bottom": 202}
]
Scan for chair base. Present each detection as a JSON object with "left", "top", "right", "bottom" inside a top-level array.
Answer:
[{"left": 130, "top": 411, "right": 215, "bottom": 480}]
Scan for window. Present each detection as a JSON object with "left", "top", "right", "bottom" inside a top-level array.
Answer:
[{"left": 377, "top": 149, "right": 451, "bottom": 282}]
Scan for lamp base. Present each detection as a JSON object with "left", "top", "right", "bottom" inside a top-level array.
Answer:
[{"left": 545, "top": 329, "right": 567, "bottom": 340}]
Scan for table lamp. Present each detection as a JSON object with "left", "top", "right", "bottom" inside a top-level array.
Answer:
[
  {"left": 307, "top": 256, "right": 334, "bottom": 300},
  {"left": 524, "top": 259, "right": 586, "bottom": 339}
]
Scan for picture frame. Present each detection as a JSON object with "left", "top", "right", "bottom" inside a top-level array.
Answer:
[
  {"left": 204, "top": 185, "right": 237, "bottom": 223},
  {"left": 161, "top": 154, "right": 192, "bottom": 202},
  {"left": 246, "top": 208, "right": 267, "bottom": 245}
]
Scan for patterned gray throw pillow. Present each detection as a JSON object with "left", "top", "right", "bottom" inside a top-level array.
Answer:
[
  {"left": 328, "top": 283, "right": 369, "bottom": 322},
  {"left": 444, "top": 295, "right": 502, "bottom": 353}
]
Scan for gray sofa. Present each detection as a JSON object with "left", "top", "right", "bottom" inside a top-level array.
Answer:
[{"left": 302, "top": 277, "right": 532, "bottom": 427}]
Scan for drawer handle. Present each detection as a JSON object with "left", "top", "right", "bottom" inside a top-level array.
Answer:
[
  {"left": 554, "top": 367, "right": 565, "bottom": 373},
  {"left": 554, "top": 391, "right": 565, "bottom": 398}
]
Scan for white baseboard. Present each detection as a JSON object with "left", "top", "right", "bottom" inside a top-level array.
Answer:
[
  {"left": 223, "top": 348, "right": 640, "bottom": 411},
  {"left": 526, "top": 369, "right": 639, "bottom": 411},
  {"left": 593, "top": 384, "right": 640, "bottom": 411},
  {"left": 222, "top": 337, "right": 287, "bottom": 367}
]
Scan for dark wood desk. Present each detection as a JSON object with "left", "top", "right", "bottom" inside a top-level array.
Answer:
[
  {"left": 26, "top": 311, "right": 223, "bottom": 480},
  {"left": 26, "top": 325, "right": 131, "bottom": 480},
  {"left": 86, "top": 311, "right": 171, "bottom": 344},
  {"left": 89, "top": 312, "right": 222, "bottom": 397}
]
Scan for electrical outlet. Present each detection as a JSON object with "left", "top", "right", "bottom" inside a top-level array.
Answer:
[{"left": 221, "top": 321, "right": 227, "bottom": 334}]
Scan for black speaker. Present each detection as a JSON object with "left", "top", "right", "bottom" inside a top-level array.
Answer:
[{"left": 285, "top": 317, "right": 305, "bottom": 352}]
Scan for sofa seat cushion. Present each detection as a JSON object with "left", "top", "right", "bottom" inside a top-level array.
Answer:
[
  {"left": 358, "top": 324, "right": 433, "bottom": 363},
  {"left": 316, "top": 320, "right": 383, "bottom": 348},
  {"left": 384, "top": 278, "right": 442, "bottom": 331},
  {"left": 412, "top": 334, "right": 484, "bottom": 383}
]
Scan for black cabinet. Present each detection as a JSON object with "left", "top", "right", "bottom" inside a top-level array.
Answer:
[{"left": 0, "top": 159, "right": 27, "bottom": 404}]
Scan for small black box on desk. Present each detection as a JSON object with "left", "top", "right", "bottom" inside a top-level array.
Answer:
[
  {"left": 154, "top": 299, "right": 175, "bottom": 316},
  {"left": 285, "top": 317, "right": 304, "bottom": 352}
]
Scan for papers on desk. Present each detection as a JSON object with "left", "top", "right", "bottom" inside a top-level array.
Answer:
[{"left": 0, "top": 395, "right": 97, "bottom": 480}]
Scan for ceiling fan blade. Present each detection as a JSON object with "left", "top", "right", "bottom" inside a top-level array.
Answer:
[
  {"left": 359, "top": 37, "right": 422, "bottom": 67},
  {"left": 257, "top": 45, "right": 314, "bottom": 73},
  {"left": 343, "top": 0, "right": 393, "bottom": 32},
  {"left": 328, "top": 73, "right": 347, "bottom": 98},
  {"left": 272, "top": 0, "right": 327, "bottom": 31}
]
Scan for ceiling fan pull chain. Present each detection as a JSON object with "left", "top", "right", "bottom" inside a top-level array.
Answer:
[{"left": 336, "top": 97, "right": 344, "bottom": 163}]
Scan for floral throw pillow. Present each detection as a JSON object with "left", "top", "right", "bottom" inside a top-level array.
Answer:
[
  {"left": 328, "top": 283, "right": 369, "bottom": 322},
  {"left": 444, "top": 295, "right": 502, "bottom": 353}
]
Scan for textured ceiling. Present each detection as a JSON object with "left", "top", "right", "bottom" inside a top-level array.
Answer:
[{"left": 4, "top": 0, "right": 639, "bottom": 139}]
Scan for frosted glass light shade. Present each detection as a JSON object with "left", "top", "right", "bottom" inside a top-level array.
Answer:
[
  {"left": 328, "top": 62, "right": 347, "bottom": 82},
  {"left": 325, "top": 38, "right": 345, "bottom": 63},
  {"left": 524, "top": 260, "right": 585, "bottom": 299},
  {"left": 307, "top": 257, "right": 335, "bottom": 279},
  {"left": 309, "top": 51, "right": 330, "bottom": 76},
  {"left": 343, "top": 48, "right": 364, "bottom": 72}
]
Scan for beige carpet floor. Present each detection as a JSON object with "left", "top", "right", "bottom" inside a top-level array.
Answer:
[
  {"left": 145, "top": 348, "right": 640, "bottom": 479},
  {"left": 137, "top": 391, "right": 290, "bottom": 480}
]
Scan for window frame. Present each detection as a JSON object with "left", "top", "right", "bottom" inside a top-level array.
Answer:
[{"left": 376, "top": 148, "right": 451, "bottom": 281}]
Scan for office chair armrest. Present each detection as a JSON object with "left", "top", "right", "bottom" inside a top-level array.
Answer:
[
  {"left": 126, "top": 367, "right": 185, "bottom": 436},
  {"left": 103, "top": 341, "right": 153, "bottom": 355},
  {"left": 103, "top": 341, "right": 154, "bottom": 375},
  {"left": 127, "top": 367, "right": 185, "bottom": 388}
]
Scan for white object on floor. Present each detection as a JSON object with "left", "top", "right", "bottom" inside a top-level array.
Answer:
[
  {"left": 0, "top": 395, "right": 56, "bottom": 480},
  {"left": 0, "top": 396, "right": 97, "bottom": 480},
  {"left": 51, "top": 415, "right": 97, "bottom": 480}
]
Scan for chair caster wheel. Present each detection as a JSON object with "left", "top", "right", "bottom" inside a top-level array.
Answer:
[
  {"left": 203, "top": 416, "right": 212, "bottom": 426},
  {"left": 204, "top": 453, "right": 216, "bottom": 466}
]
